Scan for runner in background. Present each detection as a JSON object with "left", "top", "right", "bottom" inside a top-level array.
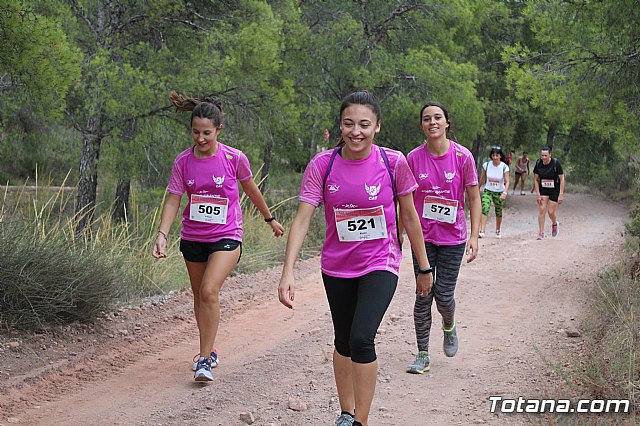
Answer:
[
  {"left": 405, "top": 101, "right": 481, "bottom": 375},
  {"left": 512, "top": 151, "right": 530, "bottom": 195},
  {"left": 153, "top": 91, "right": 284, "bottom": 382},
  {"left": 533, "top": 145, "right": 565, "bottom": 240},
  {"left": 278, "top": 90, "right": 432, "bottom": 426},
  {"left": 478, "top": 146, "right": 510, "bottom": 238},
  {"left": 504, "top": 149, "right": 514, "bottom": 168}
]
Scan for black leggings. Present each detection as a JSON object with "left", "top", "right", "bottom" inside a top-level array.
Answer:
[{"left": 322, "top": 271, "right": 398, "bottom": 364}]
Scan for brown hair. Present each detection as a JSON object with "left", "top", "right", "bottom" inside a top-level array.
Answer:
[{"left": 169, "top": 91, "right": 224, "bottom": 127}]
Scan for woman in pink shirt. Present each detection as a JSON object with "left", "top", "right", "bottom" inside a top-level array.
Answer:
[
  {"left": 278, "top": 91, "right": 432, "bottom": 426},
  {"left": 153, "top": 91, "right": 284, "bottom": 382},
  {"left": 405, "top": 102, "right": 481, "bottom": 375}
]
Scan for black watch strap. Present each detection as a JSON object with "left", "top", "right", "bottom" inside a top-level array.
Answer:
[
  {"left": 264, "top": 216, "right": 276, "bottom": 223},
  {"left": 417, "top": 267, "right": 433, "bottom": 275}
]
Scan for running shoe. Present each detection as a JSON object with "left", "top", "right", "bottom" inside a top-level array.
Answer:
[
  {"left": 552, "top": 222, "right": 559, "bottom": 237},
  {"left": 520, "top": 191, "right": 525, "bottom": 195},
  {"left": 495, "top": 229, "right": 501, "bottom": 239},
  {"left": 192, "top": 350, "right": 219, "bottom": 371},
  {"left": 478, "top": 232, "right": 485, "bottom": 238},
  {"left": 443, "top": 322, "right": 459, "bottom": 357},
  {"left": 406, "top": 351, "right": 430, "bottom": 374},
  {"left": 335, "top": 412, "right": 355, "bottom": 426},
  {"left": 536, "top": 232, "right": 544, "bottom": 240},
  {"left": 194, "top": 356, "right": 213, "bottom": 382}
]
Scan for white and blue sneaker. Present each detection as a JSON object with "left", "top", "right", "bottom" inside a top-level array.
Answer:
[
  {"left": 194, "top": 357, "right": 213, "bottom": 382},
  {"left": 192, "top": 350, "right": 219, "bottom": 371}
]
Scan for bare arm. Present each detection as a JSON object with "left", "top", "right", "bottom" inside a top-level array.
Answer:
[
  {"left": 478, "top": 168, "right": 486, "bottom": 189},
  {"left": 152, "top": 192, "right": 182, "bottom": 258},
  {"left": 278, "top": 202, "right": 316, "bottom": 309},
  {"left": 465, "top": 185, "right": 481, "bottom": 263},
  {"left": 240, "top": 178, "right": 285, "bottom": 237},
  {"left": 500, "top": 169, "right": 510, "bottom": 201},
  {"left": 558, "top": 174, "right": 565, "bottom": 204},
  {"left": 398, "top": 193, "right": 433, "bottom": 296}
]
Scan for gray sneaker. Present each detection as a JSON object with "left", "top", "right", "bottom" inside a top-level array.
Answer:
[
  {"left": 406, "top": 351, "right": 430, "bottom": 374},
  {"left": 443, "top": 321, "right": 458, "bottom": 357},
  {"left": 335, "top": 412, "right": 355, "bottom": 426}
]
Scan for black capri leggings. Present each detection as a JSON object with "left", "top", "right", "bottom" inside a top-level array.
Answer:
[{"left": 322, "top": 270, "right": 398, "bottom": 364}]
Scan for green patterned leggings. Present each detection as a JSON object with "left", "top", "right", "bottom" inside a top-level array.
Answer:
[{"left": 481, "top": 190, "right": 503, "bottom": 217}]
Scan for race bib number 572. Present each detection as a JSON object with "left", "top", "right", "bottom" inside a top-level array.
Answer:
[
  {"left": 334, "top": 206, "right": 388, "bottom": 242},
  {"left": 423, "top": 196, "right": 458, "bottom": 224},
  {"left": 190, "top": 194, "right": 228, "bottom": 224}
]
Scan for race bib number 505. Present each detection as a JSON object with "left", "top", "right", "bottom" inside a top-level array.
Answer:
[
  {"left": 190, "top": 194, "right": 228, "bottom": 224},
  {"left": 335, "top": 206, "right": 388, "bottom": 242}
]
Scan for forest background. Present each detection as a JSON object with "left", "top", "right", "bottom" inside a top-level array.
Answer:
[{"left": 1, "top": 0, "right": 639, "bottom": 411}]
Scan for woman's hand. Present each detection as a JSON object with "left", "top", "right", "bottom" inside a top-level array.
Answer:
[
  {"left": 278, "top": 272, "right": 295, "bottom": 309},
  {"left": 152, "top": 233, "right": 167, "bottom": 258},
  {"left": 269, "top": 219, "right": 285, "bottom": 237},
  {"left": 500, "top": 191, "right": 507, "bottom": 201},
  {"left": 415, "top": 272, "right": 433, "bottom": 297}
]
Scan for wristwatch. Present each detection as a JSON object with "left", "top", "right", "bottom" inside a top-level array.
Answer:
[
  {"left": 264, "top": 216, "right": 276, "bottom": 223},
  {"left": 417, "top": 267, "right": 433, "bottom": 275}
]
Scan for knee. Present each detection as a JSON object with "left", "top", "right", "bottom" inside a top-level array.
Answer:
[
  {"left": 199, "top": 286, "right": 220, "bottom": 305},
  {"left": 349, "top": 334, "right": 376, "bottom": 364}
]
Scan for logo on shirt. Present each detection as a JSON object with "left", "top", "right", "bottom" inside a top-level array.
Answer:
[
  {"left": 419, "top": 173, "right": 429, "bottom": 180},
  {"left": 187, "top": 179, "right": 195, "bottom": 186},
  {"left": 365, "top": 182, "right": 381, "bottom": 200},
  {"left": 213, "top": 175, "right": 225, "bottom": 188},
  {"left": 444, "top": 171, "right": 456, "bottom": 183},
  {"left": 226, "top": 154, "right": 233, "bottom": 159},
  {"left": 328, "top": 184, "right": 340, "bottom": 193}
]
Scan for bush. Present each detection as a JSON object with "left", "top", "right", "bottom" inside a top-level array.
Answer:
[{"left": 572, "top": 243, "right": 640, "bottom": 414}]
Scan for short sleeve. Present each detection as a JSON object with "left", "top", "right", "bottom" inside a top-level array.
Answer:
[
  {"left": 167, "top": 156, "right": 185, "bottom": 195},
  {"left": 393, "top": 152, "right": 418, "bottom": 196},
  {"left": 556, "top": 160, "right": 564, "bottom": 175},
  {"left": 462, "top": 155, "right": 479, "bottom": 187},
  {"left": 236, "top": 151, "right": 253, "bottom": 182},
  {"left": 299, "top": 160, "right": 324, "bottom": 207}
]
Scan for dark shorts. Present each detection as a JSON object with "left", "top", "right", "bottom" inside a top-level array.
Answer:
[
  {"left": 540, "top": 190, "right": 560, "bottom": 202},
  {"left": 179, "top": 238, "right": 242, "bottom": 263}
]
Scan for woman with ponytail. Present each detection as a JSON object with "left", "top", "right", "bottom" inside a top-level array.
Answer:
[{"left": 153, "top": 91, "right": 284, "bottom": 382}]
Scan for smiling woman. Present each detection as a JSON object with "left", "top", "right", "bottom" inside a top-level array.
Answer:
[
  {"left": 278, "top": 90, "right": 432, "bottom": 426},
  {"left": 152, "top": 91, "right": 285, "bottom": 383}
]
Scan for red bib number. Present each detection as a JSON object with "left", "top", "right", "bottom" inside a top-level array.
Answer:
[
  {"left": 190, "top": 194, "right": 228, "bottom": 224},
  {"left": 335, "top": 206, "right": 388, "bottom": 242}
]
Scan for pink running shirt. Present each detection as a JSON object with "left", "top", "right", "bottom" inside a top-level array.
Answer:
[
  {"left": 407, "top": 141, "right": 478, "bottom": 245},
  {"left": 167, "top": 143, "right": 253, "bottom": 243},
  {"left": 299, "top": 145, "right": 418, "bottom": 278}
]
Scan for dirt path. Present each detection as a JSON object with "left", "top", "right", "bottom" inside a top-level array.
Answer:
[{"left": 0, "top": 192, "right": 628, "bottom": 425}]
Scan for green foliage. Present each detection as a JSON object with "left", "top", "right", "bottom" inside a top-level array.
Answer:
[{"left": 0, "top": 0, "right": 81, "bottom": 116}]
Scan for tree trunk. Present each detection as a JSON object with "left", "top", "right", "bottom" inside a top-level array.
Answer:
[
  {"left": 112, "top": 178, "right": 130, "bottom": 223},
  {"left": 260, "top": 133, "right": 274, "bottom": 194},
  {"left": 76, "top": 133, "right": 101, "bottom": 235},
  {"left": 471, "top": 136, "right": 481, "bottom": 169},
  {"left": 546, "top": 123, "right": 556, "bottom": 149}
]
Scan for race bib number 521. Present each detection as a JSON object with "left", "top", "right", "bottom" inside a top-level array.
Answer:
[
  {"left": 334, "top": 206, "right": 388, "bottom": 242},
  {"left": 190, "top": 194, "right": 228, "bottom": 224}
]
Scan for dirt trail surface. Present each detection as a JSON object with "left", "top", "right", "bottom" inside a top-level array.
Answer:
[{"left": 0, "top": 193, "right": 629, "bottom": 425}]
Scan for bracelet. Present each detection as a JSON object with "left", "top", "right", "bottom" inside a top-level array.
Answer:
[
  {"left": 417, "top": 267, "right": 433, "bottom": 275},
  {"left": 264, "top": 216, "right": 276, "bottom": 223},
  {"left": 157, "top": 230, "right": 167, "bottom": 238}
]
